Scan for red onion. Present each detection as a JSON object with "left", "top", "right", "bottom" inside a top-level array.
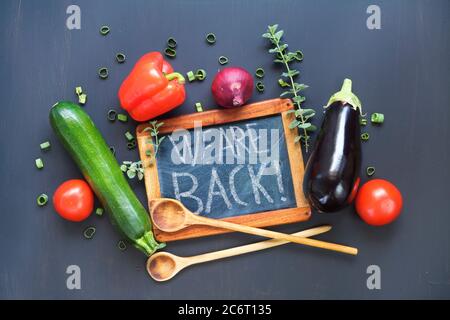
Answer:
[{"left": 211, "top": 67, "right": 254, "bottom": 108}]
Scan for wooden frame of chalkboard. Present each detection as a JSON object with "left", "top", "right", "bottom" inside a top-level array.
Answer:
[{"left": 136, "top": 98, "right": 311, "bottom": 242}]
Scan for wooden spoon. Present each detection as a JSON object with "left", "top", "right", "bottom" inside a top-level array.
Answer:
[
  {"left": 149, "top": 198, "right": 358, "bottom": 255},
  {"left": 147, "top": 225, "right": 331, "bottom": 282}
]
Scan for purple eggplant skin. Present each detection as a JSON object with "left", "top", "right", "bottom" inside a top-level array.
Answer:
[{"left": 303, "top": 101, "right": 361, "bottom": 213}]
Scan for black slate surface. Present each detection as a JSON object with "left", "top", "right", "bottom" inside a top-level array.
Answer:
[{"left": 0, "top": 0, "right": 449, "bottom": 299}]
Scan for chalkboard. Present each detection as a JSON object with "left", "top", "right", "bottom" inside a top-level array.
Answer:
[{"left": 137, "top": 99, "right": 311, "bottom": 241}]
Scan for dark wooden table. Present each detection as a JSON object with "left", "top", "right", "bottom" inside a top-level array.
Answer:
[{"left": 0, "top": 0, "right": 449, "bottom": 299}]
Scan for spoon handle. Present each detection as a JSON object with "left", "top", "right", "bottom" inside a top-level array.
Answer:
[
  {"left": 191, "top": 215, "right": 358, "bottom": 255},
  {"left": 186, "top": 225, "right": 332, "bottom": 266}
]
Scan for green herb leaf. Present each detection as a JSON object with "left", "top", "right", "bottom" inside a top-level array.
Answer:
[
  {"left": 268, "top": 24, "right": 278, "bottom": 33},
  {"left": 298, "top": 123, "right": 312, "bottom": 129},
  {"left": 289, "top": 120, "right": 300, "bottom": 129},
  {"left": 127, "top": 170, "right": 136, "bottom": 179}
]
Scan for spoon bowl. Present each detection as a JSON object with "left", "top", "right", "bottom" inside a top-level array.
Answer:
[
  {"left": 146, "top": 252, "right": 184, "bottom": 282},
  {"left": 150, "top": 199, "right": 188, "bottom": 232}
]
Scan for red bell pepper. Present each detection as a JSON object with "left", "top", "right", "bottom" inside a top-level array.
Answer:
[{"left": 118, "top": 52, "right": 186, "bottom": 122}]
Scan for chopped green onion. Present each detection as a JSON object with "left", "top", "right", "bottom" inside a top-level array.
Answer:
[
  {"left": 255, "top": 68, "right": 265, "bottom": 78},
  {"left": 361, "top": 132, "right": 370, "bottom": 141},
  {"left": 186, "top": 71, "right": 196, "bottom": 82},
  {"left": 98, "top": 67, "right": 109, "bottom": 79},
  {"left": 35, "top": 158, "right": 44, "bottom": 169},
  {"left": 117, "top": 240, "right": 127, "bottom": 251},
  {"left": 116, "top": 53, "right": 126, "bottom": 63},
  {"left": 109, "top": 146, "right": 116, "bottom": 155},
  {"left": 40, "top": 141, "right": 51, "bottom": 151},
  {"left": 195, "top": 102, "right": 203, "bottom": 112},
  {"left": 164, "top": 47, "right": 176, "bottom": 58},
  {"left": 145, "top": 149, "right": 152, "bottom": 157},
  {"left": 120, "top": 164, "right": 128, "bottom": 172},
  {"left": 107, "top": 109, "right": 117, "bottom": 121},
  {"left": 256, "top": 81, "right": 265, "bottom": 93},
  {"left": 78, "top": 93, "right": 87, "bottom": 105},
  {"left": 206, "top": 33, "right": 216, "bottom": 44},
  {"left": 37, "top": 194, "right": 48, "bottom": 206},
  {"left": 100, "top": 25, "right": 110, "bottom": 35},
  {"left": 294, "top": 50, "right": 304, "bottom": 61},
  {"left": 371, "top": 113, "right": 384, "bottom": 124},
  {"left": 278, "top": 79, "right": 289, "bottom": 87},
  {"left": 124, "top": 131, "right": 134, "bottom": 141},
  {"left": 83, "top": 226, "right": 96, "bottom": 239},
  {"left": 360, "top": 118, "right": 368, "bottom": 126},
  {"left": 167, "top": 37, "right": 177, "bottom": 49},
  {"left": 117, "top": 114, "right": 128, "bottom": 122},
  {"left": 218, "top": 56, "right": 228, "bottom": 65},
  {"left": 127, "top": 140, "right": 137, "bottom": 150},
  {"left": 366, "top": 166, "right": 376, "bottom": 177},
  {"left": 195, "top": 69, "right": 206, "bottom": 81},
  {"left": 95, "top": 207, "right": 104, "bottom": 216},
  {"left": 75, "top": 86, "right": 83, "bottom": 96}
]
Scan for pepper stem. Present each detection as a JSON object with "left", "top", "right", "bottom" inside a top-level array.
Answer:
[{"left": 165, "top": 72, "right": 186, "bottom": 85}]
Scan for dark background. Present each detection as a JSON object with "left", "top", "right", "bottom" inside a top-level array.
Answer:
[{"left": 0, "top": 0, "right": 449, "bottom": 299}]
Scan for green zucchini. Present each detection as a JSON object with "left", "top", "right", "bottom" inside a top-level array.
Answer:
[{"left": 49, "top": 101, "right": 164, "bottom": 256}]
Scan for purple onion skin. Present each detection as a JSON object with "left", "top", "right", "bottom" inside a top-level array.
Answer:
[{"left": 211, "top": 67, "right": 254, "bottom": 108}]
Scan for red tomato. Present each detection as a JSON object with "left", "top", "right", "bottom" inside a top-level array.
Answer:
[
  {"left": 355, "top": 179, "right": 403, "bottom": 226},
  {"left": 53, "top": 179, "right": 94, "bottom": 222}
]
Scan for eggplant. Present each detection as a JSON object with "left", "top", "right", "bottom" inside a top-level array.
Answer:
[{"left": 303, "top": 79, "right": 362, "bottom": 213}]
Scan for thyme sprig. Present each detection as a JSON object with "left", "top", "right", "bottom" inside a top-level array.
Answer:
[
  {"left": 263, "top": 24, "right": 316, "bottom": 152},
  {"left": 143, "top": 120, "right": 165, "bottom": 164}
]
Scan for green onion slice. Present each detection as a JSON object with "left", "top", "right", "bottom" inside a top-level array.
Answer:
[
  {"left": 107, "top": 109, "right": 117, "bottom": 121},
  {"left": 218, "top": 56, "right": 228, "bottom": 65},
  {"left": 40, "top": 141, "right": 51, "bottom": 151},
  {"left": 117, "top": 114, "right": 128, "bottom": 122},
  {"left": 124, "top": 131, "right": 134, "bottom": 141},
  {"left": 195, "top": 69, "right": 206, "bottom": 81},
  {"left": 167, "top": 37, "right": 177, "bottom": 49},
  {"left": 35, "top": 158, "right": 44, "bottom": 169},
  {"left": 361, "top": 132, "right": 370, "bottom": 141},
  {"left": 83, "top": 226, "right": 96, "bottom": 239},
  {"left": 95, "top": 208, "right": 104, "bottom": 216},
  {"left": 127, "top": 140, "right": 137, "bottom": 150},
  {"left": 164, "top": 47, "right": 176, "bottom": 58},
  {"left": 206, "top": 33, "right": 216, "bottom": 44},
  {"left": 116, "top": 53, "right": 126, "bottom": 63},
  {"left": 75, "top": 86, "right": 83, "bottom": 96},
  {"left": 360, "top": 118, "right": 368, "bottom": 126},
  {"left": 371, "top": 113, "right": 384, "bottom": 124},
  {"left": 37, "top": 194, "right": 48, "bottom": 206},
  {"left": 117, "top": 240, "right": 127, "bottom": 251},
  {"left": 256, "top": 81, "right": 265, "bottom": 93},
  {"left": 195, "top": 102, "right": 203, "bottom": 112},
  {"left": 255, "top": 68, "right": 265, "bottom": 78},
  {"left": 98, "top": 67, "right": 109, "bottom": 79},
  {"left": 78, "top": 93, "right": 87, "bottom": 105},
  {"left": 366, "top": 166, "right": 376, "bottom": 176},
  {"left": 100, "top": 25, "right": 110, "bottom": 35},
  {"left": 186, "top": 71, "right": 196, "bottom": 82}
]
